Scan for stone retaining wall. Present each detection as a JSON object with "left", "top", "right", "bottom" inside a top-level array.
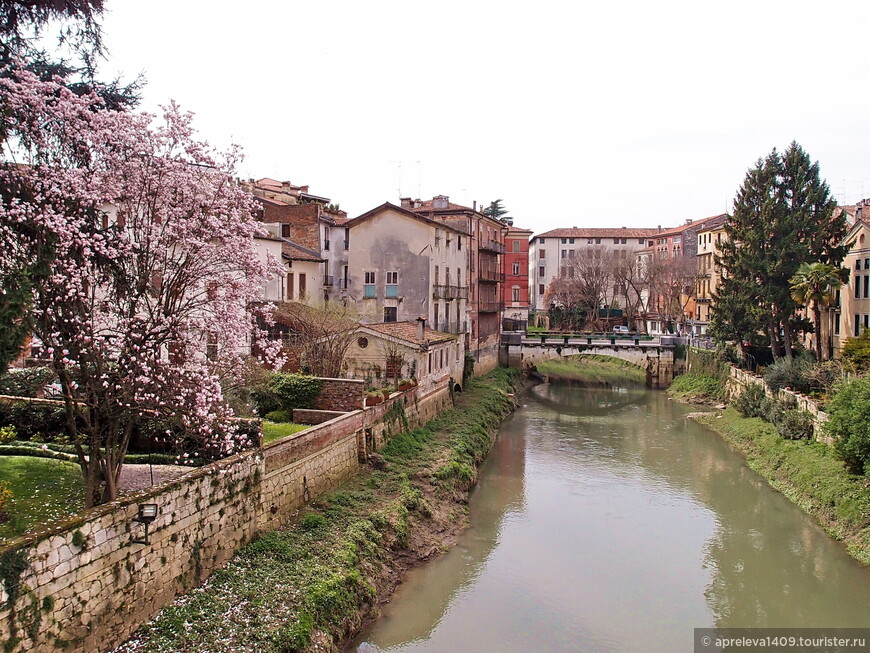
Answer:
[
  {"left": 726, "top": 365, "right": 830, "bottom": 442},
  {"left": 0, "top": 379, "right": 449, "bottom": 653}
]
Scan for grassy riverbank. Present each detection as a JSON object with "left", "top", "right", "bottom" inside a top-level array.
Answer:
[
  {"left": 535, "top": 355, "right": 645, "bottom": 386},
  {"left": 692, "top": 409, "right": 870, "bottom": 566},
  {"left": 116, "top": 369, "right": 520, "bottom": 653}
]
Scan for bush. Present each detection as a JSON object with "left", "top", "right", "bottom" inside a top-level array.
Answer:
[
  {"left": 0, "top": 399, "right": 70, "bottom": 441},
  {"left": 842, "top": 330, "right": 870, "bottom": 373},
  {"left": 252, "top": 373, "right": 323, "bottom": 415},
  {"left": 775, "top": 408, "right": 815, "bottom": 440},
  {"left": 732, "top": 383, "right": 767, "bottom": 418},
  {"left": 764, "top": 355, "right": 814, "bottom": 394},
  {"left": 825, "top": 377, "right": 870, "bottom": 475},
  {"left": 0, "top": 367, "right": 56, "bottom": 398},
  {"left": 0, "top": 426, "right": 15, "bottom": 444},
  {"left": 264, "top": 409, "right": 292, "bottom": 423}
]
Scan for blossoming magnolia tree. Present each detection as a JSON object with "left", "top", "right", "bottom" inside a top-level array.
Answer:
[{"left": 0, "top": 67, "right": 282, "bottom": 507}]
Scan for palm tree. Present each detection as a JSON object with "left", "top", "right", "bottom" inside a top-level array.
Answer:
[{"left": 789, "top": 262, "right": 848, "bottom": 360}]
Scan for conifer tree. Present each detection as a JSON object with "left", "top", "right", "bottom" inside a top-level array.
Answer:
[{"left": 711, "top": 142, "right": 847, "bottom": 358}]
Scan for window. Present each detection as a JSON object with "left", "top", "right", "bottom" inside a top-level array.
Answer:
[
  {"left": 206, "top": 333, "right": 218, "bottom": 361},
  {"left": 864, "top": 275, "right": 868, "bottom": 299},
  {"left": 613, "top": 238, "right": 619, "bottom": 244},
  {"left": 539, "top": 249, "right": 546, "bottom": 259},
  {"left": 835, "top": 314, "right": 841, "bottom": 335},
  {"left": 856, "top": 275, "right": 861, "bottom": 299},
  {"left": 639, "top": 239, "right": 645, "bottom": 244},
  {"left": 539, "top": 266, "right": 545, "bottom": 277},
  {"left": 595, "top": 238, "right": 601, "bottom": 244},
  {"left": 569, "top": 249, "right": 575, "bottom": 258},
  {"left": 435, "top": 265, "right": 439, "bottom": 284},
  {"left": 384, "top": 306, "right": 397, "bottom": 322},
  {"left": 282, "top": 224, "right": 291, "bottom": 238},
  {"left": 512, "top": 286, "right": 520, "bottom": 302},
  {"left": 457, "top": 268, "right": 461, "bottom": 287},
  {"left": 512, "top": 261, "right": 520, "bottom": 275},
  {"left": 857, "top": 259, "right": 862, "bottom": 270},
  {"left": 287, "top": 273, "right": 294, "bottom": 300},
  {"left": 673, "top": 236, "right": 681, "bottom": 244},
  {"left": 357, "top": 337, "right": 369, "bottom": 348},
  {"left": 561, "top": 249, "right": 566, "bottom": 259},
  {"left": 538, "top": 238, "right": 545, "bottom": 244},
  {"left": 538, "top": 284, "right": 545, "bottom": 294},
  {"left": 865, "top": 314, "right": 869, "bottom": 330},
  {"left": 865, "top": 258, "right": 870, "bottom": 269},
  {"left": 434, "top": 303, "right": 439, "bottom": 329},
  {"left": 298, "top": 273, "right": 307, "bottom": 300},
  {"left": 364, "top": 271, "right": 376, "bottom": 298},
  {"left": 569, "top": 238, "right": 575, "bottom": 244},
  {"left": 561, "top": 238, "right": 567, "bottom": 244},
  {"left": 621, "top": 238, "right": 627, "bottom": 244},
  {"left": 458, "top": 236, "right": 462, "bottom": 250},
  {"left": 856, "top": 315, "right": 861, "bottom": 337},
  {"left": 207, "top": 282, "right": 218, "bottom": 300},
  {"left": 386, "top": 271, "right": 398, "bottom": 298},
  {"left": 587, "top": 238, "right": 593, "bottom": 244},
  {"left": 512, "top": 240, "right": 520, "bottom": 252}
]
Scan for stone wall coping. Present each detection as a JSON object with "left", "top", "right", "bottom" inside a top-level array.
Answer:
[
  {"left": 317, "top": 377, "right": 365, "bottom": 385},
  {"left": 263, "top": 409, "right": 363, "bottom": 453},
  {"left": 0, "top": 445, "right": 261, "bottom": 555}
]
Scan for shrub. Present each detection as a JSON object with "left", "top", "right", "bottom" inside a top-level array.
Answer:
[
  {"left": 825, "top": 377, "right": 870, "bottom": 475},
  {"left": 0, "top": 399, "right": 70, "bottom": 441},
  {"left": 764, "top": 355, "right": 814, "bottom": 394},
  {"left": 842, "top": 330, "right": 870, "bottom": 373},
  {"left": 253, "top": 373, "right": 323, "bottom": 415},
  {"left": 668, "top": 373, "right": 723, "bottom": 401},
  {"left": 732, "top": 383, "right": 767, "bottom": 418},
  {"left": 775, "top": 408, "right": 815, "bottom": 440},
  {"left": 0, "top": 480, "right": 12, "bottom": 523},
  {"left": 0, "top": 367, "right": 56, "bottom": 398},
  {"left": 264, "top": 409, "right": 293, "bottom": 423},
  {"left": 0, "top": 426, "right": 16, "bottom": 444},
  {"left": 300, "top": 513, "right": 327, "bottom": 531}
]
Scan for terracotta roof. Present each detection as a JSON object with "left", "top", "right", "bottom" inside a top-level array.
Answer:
[
  {"left": 408, "top": 198, "right": 476, "bottom": 213},
  {"left": 361, "top": 321, "right": 456, "bottom": 346},
  {"left": 254, "top": 195, "right": 291, "bottom": 207},
  {"left": 506, "top": 226, "right": 534, "bottom": 235},
  {"left": 535, "top": 227, "right": 662, "bottom": 239},
  {"left": 655, "top": 214, "right": 726, "bottom": 238},
  {"left": 695, "top": 213, "right": 728, "bottom": 233},
  {"left": 281, "top": 240, "right": 324, "bottom": 262}
]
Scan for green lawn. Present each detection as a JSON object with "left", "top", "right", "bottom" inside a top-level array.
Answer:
[
  {"left": 261, "top": 421, "right": 309, "bottom": 444},
  {"left": 0, "top": 456, "right": 84, "bottom": 542},
  {"left": 536, "top": 355, "right": 645, "bottom": 385}
]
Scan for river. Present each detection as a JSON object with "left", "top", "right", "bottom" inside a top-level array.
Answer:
[{"left": 351, "top": 382, "right": 870, "bottom": 653}]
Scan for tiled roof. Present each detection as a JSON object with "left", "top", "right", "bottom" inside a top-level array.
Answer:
[
  {"left": 254, "top": 195, "right": 291, "bottom": 207},
  {"left": 347, "top": 203, "right": 469, "bottom": 236},
  {"left": 695, "top": 213, "right": 728, "bottom": 232},
  {"left": 408, "top": 198, "right": 475, "bottom": 213},
  {"left": 281, "top": 240, "right": 324, "bottom": 262},
  {"left": 362, "top": 321, "right": 456, "bottom": 346},
  {"left": 535, "top": 227, "right": 662, "bottom": 239},
  {"left": 655, "top": 214, "right": 726, "bottom": 238}
]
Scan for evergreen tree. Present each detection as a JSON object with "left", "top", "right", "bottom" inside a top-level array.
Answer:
[
  {"left": 482, "top": 199, "right": 512, "bottom": 224},
  {"left": 711, "top": 143, "right": 848, "bottom": 358}
]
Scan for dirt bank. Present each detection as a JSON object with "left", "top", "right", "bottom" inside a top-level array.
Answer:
[{"left": 115, "top": 369, "right": 521, "bottom": 653}]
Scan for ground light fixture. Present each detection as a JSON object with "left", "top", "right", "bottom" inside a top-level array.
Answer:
[{"left": 132, "top": 503, "right": 159, "bottom": 545}]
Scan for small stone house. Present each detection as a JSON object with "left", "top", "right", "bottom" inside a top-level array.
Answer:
[{"left": 342, "top": 319, "right": 465, "bottom": 393}]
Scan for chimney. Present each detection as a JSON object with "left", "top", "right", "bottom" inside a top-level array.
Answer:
[
  {"left": 473, "top": 200, "right": 477, "bottom": 211},
  {"left": 433, "top": 195, "right": 449, "bottom": 210},
  {"left": 400, "top": 197, "right": 412, "bottom": 209},
  {"left": 416, "top": 316, "right": 426, "bottom": 341}
]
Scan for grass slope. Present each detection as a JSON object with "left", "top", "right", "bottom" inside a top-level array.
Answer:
[
  {"left": 116, "top": 369, "right": 520, "bottom": 653},
  {"left": 262, "top": 422, "right": 310, "bottom": 444},
  {"left": 536, "top": 354, "right": 645, "bottom": 385},
  {"left": 0, "top": 456, "right": 84, "bottom": 543},
  {"left": 693, "top": 409, "right": 870, "bottom": 565}
]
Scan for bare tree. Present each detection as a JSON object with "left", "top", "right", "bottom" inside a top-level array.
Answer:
[
  {"left": 650, "top": 254, "right": 700, "bottom": 332},
  {"left": 272, "top": 301, "right": 359, "bottom": 377}
]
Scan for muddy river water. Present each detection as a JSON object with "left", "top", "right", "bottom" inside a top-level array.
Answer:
[{"left": 352, "top": 383, "right": 870, "bottom": 652}]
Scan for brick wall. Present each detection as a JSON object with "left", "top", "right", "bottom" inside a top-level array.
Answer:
[
  {"left": 314, "top": 378, "right": 365, "bottom": 411},
  {"left": 0, "top": 379, "right": 450, "bottom": 653}
]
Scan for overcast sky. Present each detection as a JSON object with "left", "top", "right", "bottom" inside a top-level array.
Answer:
[{"left": 100, "top": 1, "right": 870, "bottom": 235}]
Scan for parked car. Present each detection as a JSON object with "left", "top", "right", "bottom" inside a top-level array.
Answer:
[{"left": 612, "top": 325, "right": 630, "bottom": 334}]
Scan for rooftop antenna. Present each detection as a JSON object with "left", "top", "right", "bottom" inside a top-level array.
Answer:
[{"left": 390, "top": 160, "right": 402, "bottom": 198}]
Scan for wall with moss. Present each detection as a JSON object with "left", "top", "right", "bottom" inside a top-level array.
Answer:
[{"left": 0, "top": 379, "right": 450, "bottom": 653}]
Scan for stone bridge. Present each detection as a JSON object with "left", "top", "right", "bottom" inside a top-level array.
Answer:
[{"left": 500, "top": 333, "right": 683, "bottom": 388}]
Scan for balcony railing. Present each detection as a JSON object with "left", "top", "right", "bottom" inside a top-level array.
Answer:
[
  {"left": 322, "top": 275, "right": 334, "bottom": 287},
  {"left": 480, "top": 238, "right": 506, "bottom": 254},
  {"left": 433, "top": 285, "right": 469, "bottom": 300},
  {"left": 480, "top": 269, "right": 505, "bottom": 283},
  {"left": 338, "top": 278, "right": 351, "bottom": 289},
  {"left": 478, "top": 300, "right": 503, "bottom": 312}
]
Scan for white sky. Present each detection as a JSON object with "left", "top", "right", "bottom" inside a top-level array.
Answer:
[{"left": 100, "top": 0, "right": 870, "bottom": 235}]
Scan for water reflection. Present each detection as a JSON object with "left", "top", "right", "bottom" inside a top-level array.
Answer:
[{"left": 355, "top": 383, "right": 870, "bottom": 653}]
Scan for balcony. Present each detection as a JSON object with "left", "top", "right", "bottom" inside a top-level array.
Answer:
[
  {"left": 338, "top": 278, "right": 351, "bottom": 289},
  {"left": 442, "top": 321, "right": 468, "bottom": 334},
  {"left": 322, "top": 275, "right": 334, "bottom": 287},
  {"left": 433, "top": 285, "right": 469, "bottom": 300},
  {"left": 480, "top": 238, "right": 506, "bottom": 254},
  {"left": 478, "top": 300, "right": 503, "bottom": 313},
  {"left": 480, "top": 269, "right": 505, "bottom": 283}
]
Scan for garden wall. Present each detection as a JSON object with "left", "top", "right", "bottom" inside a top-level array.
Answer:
[
  {"left": 0, "top": 379, "right": 449, "bottom": 653},
  {"left": 314, "top": 378, "right": 365, "bottom": 412},
  {"left": 726, "top": 365, "right": 830, "bottom": 441}
]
